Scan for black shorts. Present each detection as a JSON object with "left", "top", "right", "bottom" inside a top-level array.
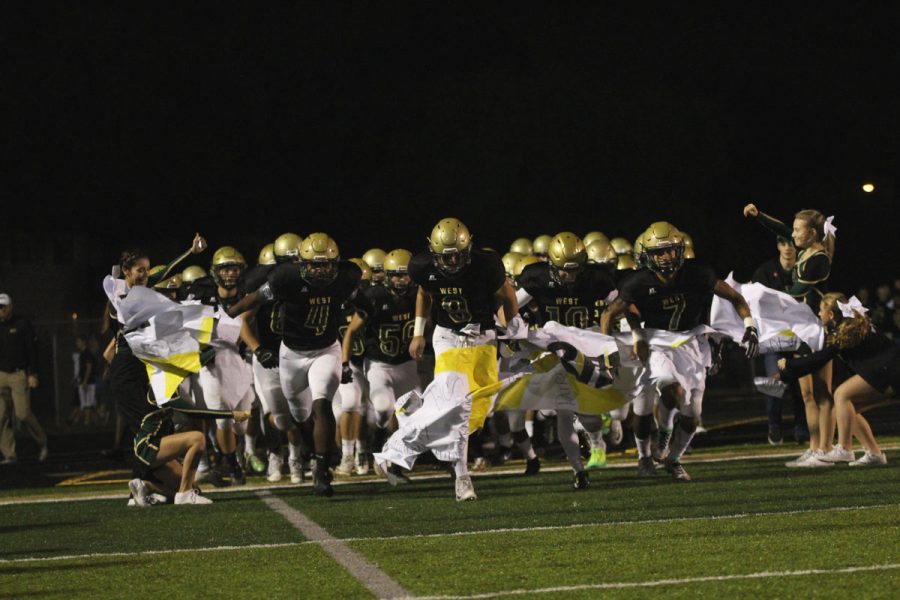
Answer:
[{"left": 133, "top": 408, "right": 174, "bottom": 477}]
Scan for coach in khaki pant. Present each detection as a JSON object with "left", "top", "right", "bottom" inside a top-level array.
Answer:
[{"left": 0, "top": 293, "right": 48, "bottom": 464}]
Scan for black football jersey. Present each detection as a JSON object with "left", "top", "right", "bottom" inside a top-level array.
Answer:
[
  {"left": 409, "top": 248, "right": 506, "bottom": 331},
  {"left": 518, "top": 263, "right": 616, "bottom": 329},
  {"left": 182, "top": 276, "right": 245, "bottom": 312},
  {"left": 267, "top": 261, "right": 362, "bottom": 351},
  {"left": 338, "top": 301, "right": 365, "bottom": 365},
  {"left": 244, "top": 264, "right": 283, "bottom": 349},
  {"left": 618, "top": 261, "right": 718, "bottom": 331},
  {"left": 354, "top": 285, "right": 417, "bottom": 365}
]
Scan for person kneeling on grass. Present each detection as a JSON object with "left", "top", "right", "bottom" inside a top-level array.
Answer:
[
  {"left": 128, "top": 391, "right": 250, "bottom": 507},
  {"left": 774, "top": 293, "right": 893, "bottom": 467}
]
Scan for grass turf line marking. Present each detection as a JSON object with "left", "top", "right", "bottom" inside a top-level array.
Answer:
[
  {"left": 4, "top": 444, "right": 898, "bottom": 507},
  {"left": 3, "top": 502, "right": 897, "bottom": 566},
  {"left": 257, "top": 490, "right": 410, "bottom": 600},
  {"left": 411, "top": 563, "right": 900, "bottom": 599}
]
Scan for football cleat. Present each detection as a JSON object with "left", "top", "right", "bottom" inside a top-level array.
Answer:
[
  {"left": 586, "top": 448, "right": 607, "bottom": 470},
  {"left": 455, "top": 476, "right": 477, "bottom": 501},
  {"left": 267, "top": 452, "right": 284, "bottom": 483},
  {"left": 637, "top": 457, "right": 657, "bottom": 477},
  {"left": 524, "top": 456, "right": 541, "bottom": 476},
  {"left": 381, "top": 463, "right": 411, "bottom": 486},
  {"left": 652, "top": 429, "right": 672, "bottom": 463},
  {"left": 334, "top": 454, "right": 356, "bottom": 476},
  {"left": 354, "top": 452, "right": 370, "bottom": 476},
  {"left": 663, "top": 459, "right": 692, "bottom": 482},
  {"left": 573, "top": 470, "right": 590, "bottom": 490},
  {"left": 289, "top": 458, "right": 305, "bottom": 484},
  {"left": 312, "top": 459, "right": 334, "bottom": 497},
  {"left": 472, "top": 456, "right": 488, "bottom": 472},
  {"left": 246, "top": 452, "right": 266, "bottom": 475}
]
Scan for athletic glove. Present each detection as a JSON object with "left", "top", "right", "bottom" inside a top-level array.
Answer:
[
  {"left": 742, "top": 326, "right": 759, "bottom": 359},
  {"left": 341, "top": 362, "right": 353, "bottom": 384},
  {"left": 254, "top": 346, "right": 278, "bottom": 369}
]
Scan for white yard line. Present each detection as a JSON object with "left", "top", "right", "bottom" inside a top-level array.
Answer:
[
  {"left": 2, "top": 502, "right": 896, "bottom": 566},
  {"left": 257, "top": 490, "right": 410, "bottom": 600},
  {"left": 3, "top": 444, "right": 896, "bottom": 507},
  {"left": 409, "top": 563, "right": 900, "bottom": 599}
]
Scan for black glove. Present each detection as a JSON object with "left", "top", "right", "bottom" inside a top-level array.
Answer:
[
  {"left": 742, "top": 326, "right": 759, "bottom": 359},
  {"left": 254, "top": 346, "right": 278, "bottom": 369},
  {"left": 341, "top": 362, "right": 353, "bottom": 384}
]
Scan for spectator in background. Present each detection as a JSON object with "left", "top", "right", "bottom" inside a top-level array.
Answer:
[
  {"left": 68, "top": 335, "right": 98, "bottom": 427},
  {"left": 856, "top": 286, "right": 871, "bottom": 308},
  {"left": 0, "top": 293, "right": 48, "bottom": 464},
  {"left": 870, "top": 284, "right": 897, "bottom": 339},
  {"left": 750, "top": 237, "right": 809, "bottom": 445}
]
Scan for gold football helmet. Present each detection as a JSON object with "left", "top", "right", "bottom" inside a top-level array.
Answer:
[
  {"left": 684, "top": 247, "right": 696, "bottom": 260},
  {"left": 681, "top": 232, "right": 694, "bottom": 248},
  {"left": 586, "top": 239, "right": 618, "bottom": 265},
  {"left": 211, "top": 246, "right": 246, "bottom": 289},
  {"left": 384, "top": 248, "right": 413, "bottom": 293},
  {"left": 609, "top": 237, "right": 633, "bottom": 256},
  {"left": 582, "top": 231, "right": 609, "bottom": 248},
  {"left": 532, "top": 234, "right": 552, "bottom": 258},
  {"left": 300, "top": 233, "right": 340, "bottom": 286},
  {"left": 502, "top": 251, "right": 524, "bottom": 277},
  {"left": 509, "top": 238, "right": 533, "bottom": 256},
  {"left": 362, "top": 248, "right": 387, "bottom": 271},
  {"left": 547, "top": 232, "right": 586, "bottom": 285},
  {"left": 513, "top": 254, "right": 542, "bottom": 279},
  {"left": 154, "top": 273, "right": 183, "bottom": 291},
  {"left": 274, "top": 233, "right": 303, "bottom": 263},
  {"left": 181, "top": 265, "right": 207, "bottom": 283},
  {"left": 428, "top": 218, "right": 472, "bottom": 275},
  {"left": 148, "top": 265, "right": 167, "bottom": 280},
  {"left": 258, "top": 243, "right": 276, "bottom": 266},
  {"left": 348, "top": 258, "right": 373, "bottom": 282},
  {"left": 617, "top": 254, "right": 637, "bottom": 271},
  {"left": 639, "top": 221, "right": 685, "bottom": 275}
]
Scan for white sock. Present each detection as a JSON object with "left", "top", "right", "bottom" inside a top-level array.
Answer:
[
  {"left": 658, "top": 404, "right": 676, "bottom": 431},
  {"left": 524, "top": 420, "right": 534, "bottom": 437},
  {"left": 289, "top": 443, "right": 301, "bottom": 461},
  {"left": 245, "top": 434, "right": 257, "bottom": 455},
  {"left": 356, "top": 438, "right": 367, "bottom": 454},
  {"left": 557, "top": 411, "right": 584, "bottom": 472},
  {"left": 635, "top": 435, "right": 651, "bottom": 459},
  {"left": 586, "top": 430, "right": 605, "bottom": 452},
  {"left": 453, "top": 459, "right": 469, "bottom": 479},
  {"left": 516, "top": 438, "right": 537, "bottom": 460},
  {"left": 667, "top": 426, "right": 695, "bottom": 462},
  {"left": 198, "top": 455, "right": 209, "bottom": 472},
  {"left": 342, "top": 440, "right": 355, "bottom": 459}
]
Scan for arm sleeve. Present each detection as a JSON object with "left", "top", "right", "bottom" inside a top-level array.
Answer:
[
  {"left": 786, "top": 254, "right": 830, "bottom": 297},
  {"left": 779, "top": 346, "right": 840, "bottom": 383},
  {"left": 752, "top": 213, "right": 793, "bottom": 240}
]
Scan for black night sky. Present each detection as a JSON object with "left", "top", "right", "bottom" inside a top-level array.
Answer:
[{"left": 3, "top": 4, "right": 898, "bottom": 317}]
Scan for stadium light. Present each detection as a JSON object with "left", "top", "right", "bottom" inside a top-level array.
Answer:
[{"left": 862, "top": 182, "right": 875, "bottom": 193}]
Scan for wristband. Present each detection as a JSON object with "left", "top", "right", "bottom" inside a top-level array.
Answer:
[
  {"left": 743, "top": 316, "right": 755, "bottom": 328},
  {"left": 413, "top": 316, "right": 427, "bottom": 337},
  {"left": 632, "top": 329, "right": 645, "bottom": 343}
]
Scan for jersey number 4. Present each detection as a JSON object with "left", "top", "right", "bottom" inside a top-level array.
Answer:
[{"left": 305, "top": 305, "right": 330, "bottom": 336}]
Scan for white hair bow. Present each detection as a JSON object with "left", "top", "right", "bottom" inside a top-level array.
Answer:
[
  {"left": 837, "top": 295, "right": 867, "bottom": 319},
  {"left": 824, "top": 215, "right": 837, "bottom": 239}
]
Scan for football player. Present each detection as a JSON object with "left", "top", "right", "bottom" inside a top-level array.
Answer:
[
  {"left": 376, "top": 218, "right": 518, "bottom": 501},
  {"left": 601, "top": 222, "right": 758, "bottom": 481},
  {"left": 242, "top": 233, "right": 311, "bottom": 484},
  {"left": 532, "top": 234, "right": 552, "bottom": 260},
  {"left": 362, "top": 248, "right": 387, "bottom": 286},
  {"left": 333, "top": 258, "right": 373, "bottom": 476},
  {"left": 225, "top": 233, "right": 362, "bottom": 497},
  {"left": 515, "top": 232, "right": 618, "bottom": 489},
  {"left": 341, "top": 249, "right": 421, "bottom": 467},
  {"left": 182, "top": 246, "right": 256, "bottom": 486}
]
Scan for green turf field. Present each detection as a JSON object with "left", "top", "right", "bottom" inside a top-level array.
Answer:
[{"left": 2, "top": 445, "right": 898, "bottom": 599}]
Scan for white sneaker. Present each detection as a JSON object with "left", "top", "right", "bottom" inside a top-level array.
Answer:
[
  {"left": 455, "top": 476, "right": 477, "bottom": 501},
  {"left": 821, "top": 444, "right": 855, "bottom": 463},
  {"left": 175, "top": 489, "right": 213, "bottom": 505},
  {"left": 849, "top": 451, "right": 888, "bottom": 467},
  {"left": 127, "top": 493, "right": 167, "bottom": 507},
  {"left": 334, "top": 454, "right": 355, "bottom": 476},
  {"left": 795, "top": 449, "right": 835, "bottom": 468},
  {"left": 785, "top": 449, "right": 815, "bottom": 467},
  {"left": 128, "top": 478, "right": 150, "bottom": 507},
  {"left": 354, "top": 452, "right": 370, "bottom": 476},
  {"left": 267, "top": 452, "right": 283, "bottom": 483},
  {"left": 289, "top": 458, "right": 304, "bottom": 484}
]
